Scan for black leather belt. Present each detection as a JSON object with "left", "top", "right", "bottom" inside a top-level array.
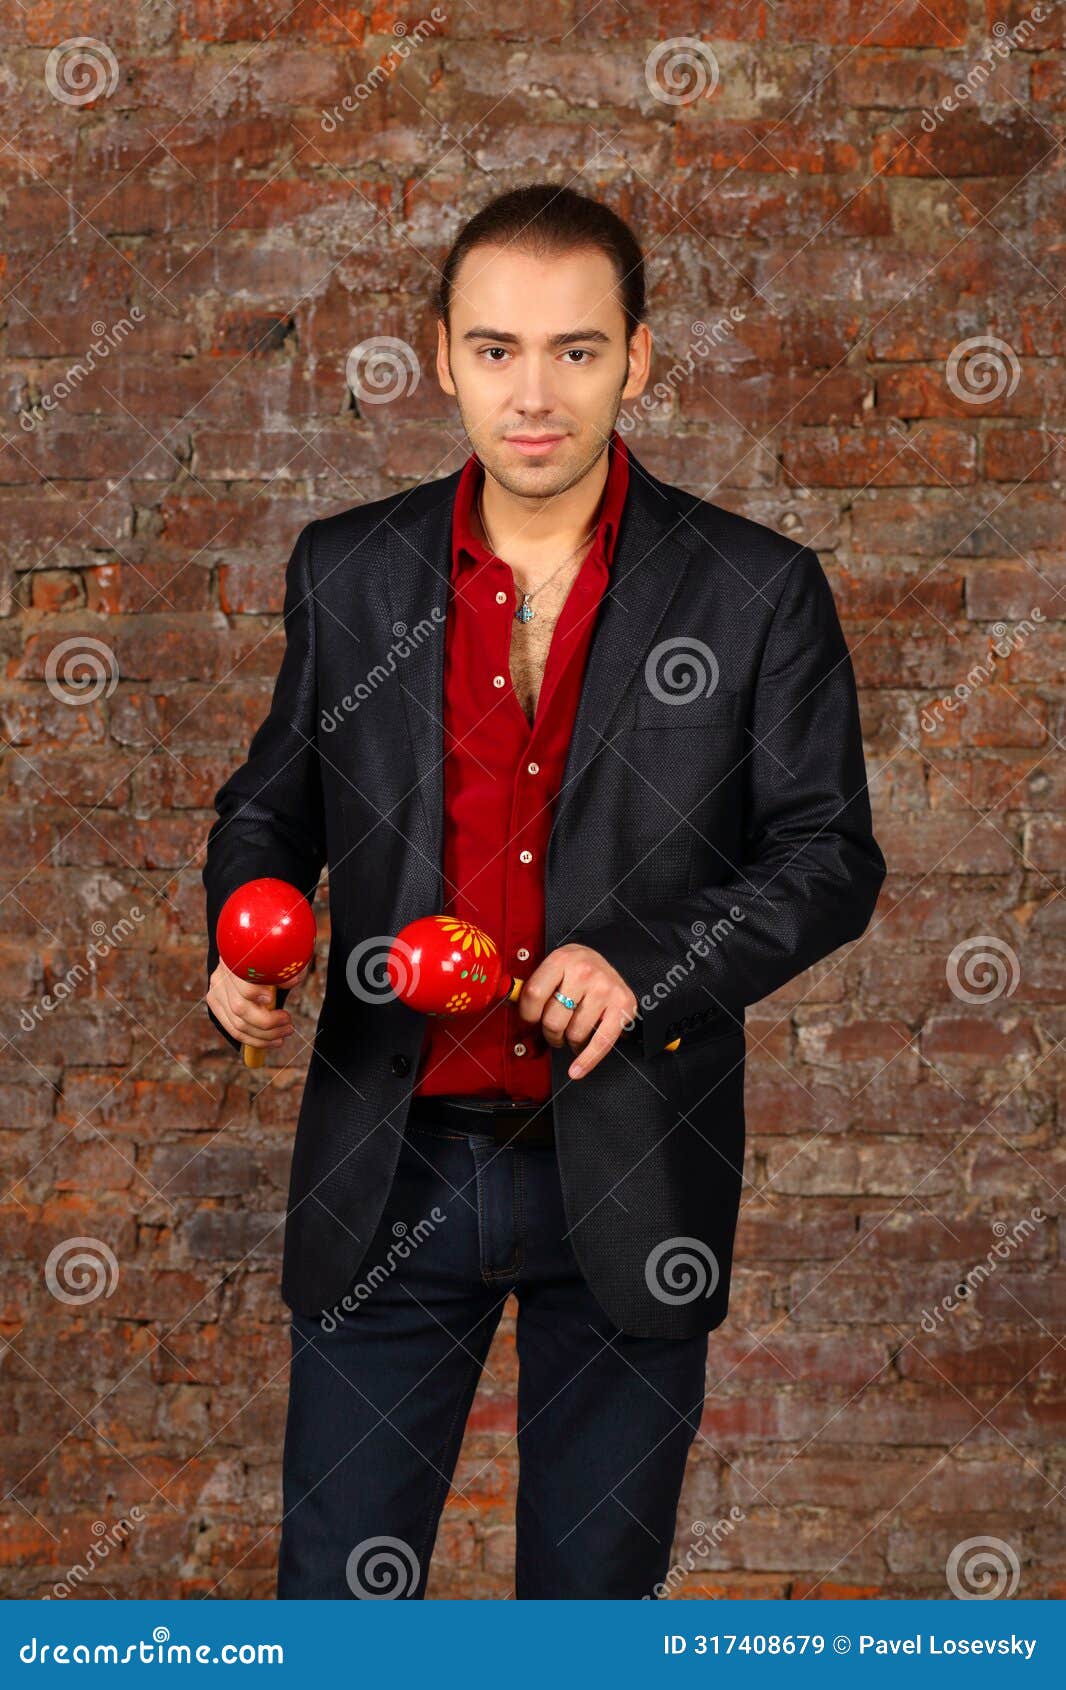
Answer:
[{"left": 406, "top": 1095, "right": 555, "bottom": 1148}]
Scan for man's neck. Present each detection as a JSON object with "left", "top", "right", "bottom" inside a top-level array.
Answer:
[{"left": 473, "top": 443, "right": 611, "bottom": 571}]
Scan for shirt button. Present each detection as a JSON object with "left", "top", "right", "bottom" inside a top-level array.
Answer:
[
  {"left": 527, "top": 761, "right": 539, "bottom": 775},
  {"left": 513, "top": 1042, "right": 527, "bottom": 1057},
  {"left": 519, "top": 849, "right": 533, "bottom": 863},
  {"left": 516, "top": 947, "right": 530, "bottom": 962},
  {"left": 493, "top": 674, "right": 506, "bottom": 688},
  {"left": 495, "top": 590, "right": 508, "bottom": 604}
]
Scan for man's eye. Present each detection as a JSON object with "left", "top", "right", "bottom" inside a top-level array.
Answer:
[{"left": 477, "top": 347, "right": 593, "bottom": 363}]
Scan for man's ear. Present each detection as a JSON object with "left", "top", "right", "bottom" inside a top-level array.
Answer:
[
  {"left": 436, "top": 317, "right": 455, "bottom": 397},
  {"left": 622, "top": 321, "right": 652, "bottom": 402}
]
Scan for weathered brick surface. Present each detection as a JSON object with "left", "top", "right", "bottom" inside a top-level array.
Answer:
[{"left": 1, "top": 1, "right": 1063, "bottom": 1601}]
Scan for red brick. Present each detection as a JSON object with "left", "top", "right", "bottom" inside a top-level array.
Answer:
[
  {"left": 1, "top": 6, "right": 1062, "bottom": 1606},
  {"left": 765, "top": 0, "right": 968, "bottom": 45}
]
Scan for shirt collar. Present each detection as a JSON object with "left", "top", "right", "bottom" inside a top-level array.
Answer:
[{"left": 451, "top": 428, "right": 630, "bottom": 581}]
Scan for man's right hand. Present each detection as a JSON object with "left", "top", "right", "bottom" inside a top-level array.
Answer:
[{"left": 206, "top": 958, "right": 307, "bottom": 1049}]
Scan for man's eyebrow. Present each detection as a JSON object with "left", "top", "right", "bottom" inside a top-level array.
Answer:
[{"left": 460, "top": 326, "right": 613, "bottom": 347}]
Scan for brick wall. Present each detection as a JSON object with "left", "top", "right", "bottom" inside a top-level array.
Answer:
[{"left": 1, "top": 1, "right": 1063, "bottom": 1598}]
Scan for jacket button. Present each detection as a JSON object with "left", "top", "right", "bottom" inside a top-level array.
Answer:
[{"left": 391, "top": 1053, "right": 410, "bottom": 1076}]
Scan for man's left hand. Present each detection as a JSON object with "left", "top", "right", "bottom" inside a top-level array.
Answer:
[{"left": 516, "top": 944, "right": 638, "bottom": 1080}]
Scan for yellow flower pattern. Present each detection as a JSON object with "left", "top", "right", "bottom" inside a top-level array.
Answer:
[
  {"left": 435, "top": 916, "right": 497, "bottom": 959},
  {"left": 430, "top": 916, "right": 495, "bottom": 1013}
]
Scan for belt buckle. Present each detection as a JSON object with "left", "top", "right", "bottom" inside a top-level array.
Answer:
[
  {"left": 413, "top": 1095, "right": 553, "bottom": 1145},
  {"left": 495, "top": 1106, "right": 533, "bottom": 1132},
  {"left": 492, "top": 1105, "right": 553, "bottom": 1147}
]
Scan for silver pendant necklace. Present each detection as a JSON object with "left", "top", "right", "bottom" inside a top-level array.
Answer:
[{"left": 476, "top": 485, "right": 596, "bottom": 625}]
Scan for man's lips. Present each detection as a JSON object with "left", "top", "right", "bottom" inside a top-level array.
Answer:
[{"left": 505, "top": 434, "right": 567, "bottom": 456}]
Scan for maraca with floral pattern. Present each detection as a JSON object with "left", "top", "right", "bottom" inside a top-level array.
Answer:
[{"left": 385, "top": 915, "right": 679, "bottom": 1050}]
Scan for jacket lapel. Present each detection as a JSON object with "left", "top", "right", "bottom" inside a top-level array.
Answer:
[
  {"left": 381, "top": 474, "right": 456, "bottom": 905},
  {"left": 549, "top": 452, "right": 695, "bottom": 853}
]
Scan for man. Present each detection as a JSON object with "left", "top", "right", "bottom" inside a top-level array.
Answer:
[{"left": 203, "top": 183, "right": 886, "bottom": 1600}]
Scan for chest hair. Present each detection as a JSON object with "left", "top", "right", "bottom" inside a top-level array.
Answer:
[{"left": 507, "top": 557, "right": 587, "bottom": 725}]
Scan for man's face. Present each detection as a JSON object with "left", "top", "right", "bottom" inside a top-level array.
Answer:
[{"left": 436, "top": 242, "right": 650, "bottom": 499}]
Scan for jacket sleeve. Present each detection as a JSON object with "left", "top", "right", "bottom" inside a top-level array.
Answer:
[
  {"left": 202, "top": 520, "right": 327, "bottom": 1051},
  {"left": 569, "top": 543, "right": 887, "bottom": 1058}
]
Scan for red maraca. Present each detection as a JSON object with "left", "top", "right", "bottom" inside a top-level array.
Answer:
[
  {"left": 216, "top": 877, "right": 317, "bottom": 1069},
  {"left": 386, "top": 915, "right": 679, "bottom": 1051}
]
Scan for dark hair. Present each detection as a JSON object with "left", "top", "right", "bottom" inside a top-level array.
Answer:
[{"left": 435, "top": 182, "right": 646, "bottom": 342}]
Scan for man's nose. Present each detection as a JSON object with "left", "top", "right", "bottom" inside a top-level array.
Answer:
[{"left": 510, "top": 357, "right": 556, "bottom": 413}]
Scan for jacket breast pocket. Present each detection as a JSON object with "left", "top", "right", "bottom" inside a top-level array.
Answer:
[
  {"left": 622, "top": 689, "right": 747, "bottom": 867},
  {"left": 630, "top": 689, "right": 743, "bottom": 732}
]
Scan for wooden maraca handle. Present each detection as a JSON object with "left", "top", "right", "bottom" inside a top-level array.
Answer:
[
  {"left": 504, "top": 976, "right": 680, "bottom": 1052},
  {"left": 242, "top": 985, "right": 275, "bottom": 1069}
]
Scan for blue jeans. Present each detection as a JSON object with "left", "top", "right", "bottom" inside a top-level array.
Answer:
[{"left": 277, "top": 1117, "right": 709, "bottom": 1599}]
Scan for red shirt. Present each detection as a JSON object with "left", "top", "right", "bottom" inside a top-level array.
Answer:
[{"left": 412, "top": 430, "right": 631, "bottom": 1101}]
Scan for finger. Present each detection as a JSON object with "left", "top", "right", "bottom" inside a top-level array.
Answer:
[
  {"left": 568, "top": 1006, "right": 630, "bottom": 1078},
  {"left": 232, "top": 1020, "right": 288, "bottom": 1047},
  {"left": 229, "top": 978, "right": 280, "bottom": 1009},
  {"left": 229, "top": 1000, "right": 291, "bottom": 1032},
  {"left": 539, "top": 1014, "right": 572, "bottom": 1049},
  {"left": 563, "top": 991, "right": 611, "bottom": 1050},
  {"left": 236, "top": 1029, "right": 280, "bottom": 1049},
  {"left": 228, "top": 1000, "right": 292, "bottom": 1034},
  {"left": 539, "top": 989, "right": 584, "bottom": 1048},
  {"left": 515, "top": 955, "right": 569, "bottom": 1025},
  {"left": 209, "top": 997, "right": 282, "bottom": 1048},
  {"left": 522, "top": 960, "right": 584, "bottom": 1039}
]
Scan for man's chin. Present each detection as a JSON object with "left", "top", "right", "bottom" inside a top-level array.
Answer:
[{"left": 478, "top": 437, "right": 603, "bottom": 498}]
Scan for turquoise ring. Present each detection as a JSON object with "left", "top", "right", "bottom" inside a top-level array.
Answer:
[{"left": 553, "top": 990, "right": 577, "bottom": 1010}]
